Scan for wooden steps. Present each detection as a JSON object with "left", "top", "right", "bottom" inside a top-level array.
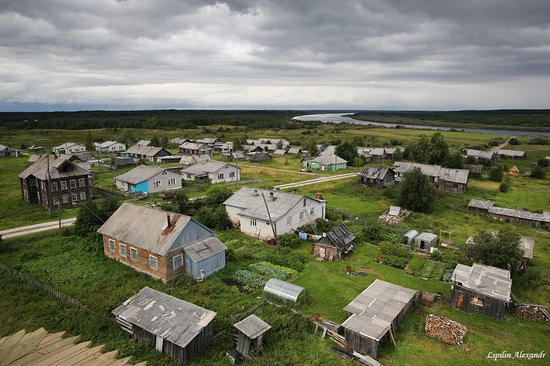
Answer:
[{"left": 0, "top": 329, "right": 146, "bottom": 366}]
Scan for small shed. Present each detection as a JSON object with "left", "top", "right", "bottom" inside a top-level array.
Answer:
[
  {"left": 233, "top": 315, "right": 271, "bottom": 358},
  {"left": 508, "top": 166, "right": 520, "bottom": 176},
  {"left": 402, "top": 230, "right": 419, "bottom": 245},
  {"left": 113, "top": 287, "right": 216, "bottom": 365},
  {"left": 414, "top": 232, "right": 438, "bottom": 252},
  {"left": 313, "top": 224, "right": 355, "bottom": 261},
  {"left": 263, "top": 278, "right": 305, "bottom": 307}
]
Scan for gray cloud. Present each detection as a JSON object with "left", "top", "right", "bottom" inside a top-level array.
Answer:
[{"left": 0, "top": 0, "right": 549, "bottom": 110}]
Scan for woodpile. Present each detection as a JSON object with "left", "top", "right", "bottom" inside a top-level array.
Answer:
[
  {"left": 514, "top": 304, "right": 550, "bottom": 323},
  {"left": 425, "top": 314, "right": 467, "bottom": 346}
]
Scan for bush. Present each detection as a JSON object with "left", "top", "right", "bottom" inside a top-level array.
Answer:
[
  {"left": 528, "top": 137, "right": 549, "bottom": 145},
  {"left": 232, "top": 270, "right": 266, "bottom": 288},
  {"left": 383, "top": 255, "right": 409, "bottom": 269},
  {"left": 195, "top": 206, "right": 232, "bottom": 230},
  {"left": 266, "top": 247, "right": 306, "bottom": 272},
  {"left": 205, "top": 185, "right": 233, "bottom": 205},
  {"left": 379, "top": 242, "right": 413, "bottom": 258},
  {"left": 278, "top": 233, "right": 302, "bottom": 249},
  {"left": 538, "top": 158, "right": 549, "bottom": 167},
  {"left": 431, "top": 249, "right": 443, "bottom": 261},
  {"left": 360, "top": 220, "right": 384, "bottom": 243},
  {"left": 531, "top": 166, "right": 546, "bottom": 179},
  {"left": 488, "top": 165, "right": 504, "bottom": 182},
  {"left": 249, "top": 261, "right": 297, "bottom": 280},
  {"left": 326, "top": 207, "right": 345, "bottom": 222},
  {"left": 499, "top": 181, "right": 510, "bottom": 192},
  {"left": 74, "top": 197, "right": 121, "bottom": 237}
]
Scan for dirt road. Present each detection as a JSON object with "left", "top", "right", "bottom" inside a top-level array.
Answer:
[
  {"left": 0, "top": 217, "right": 77, "bottom": 239},
  {"left": 273, "top": 172, "right": 358, "bottom": 190}
]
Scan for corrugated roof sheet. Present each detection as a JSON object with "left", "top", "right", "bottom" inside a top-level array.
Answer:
[
  {"left": 438, "top": 167, "right": 469, "bottom": 184},
  {"left": 182, "top": 160, "right": 236, "bottom": 175},
  {"left": 342, "top": 280, "right": 418, "bottom": 341},
  {"left": 179, "top": 142, "right": 209, "bottom": 150},
  {"left": 520, "top": 236, "right": 535, "bottom": 259},
  {"left": 317, "top": 223, "right": 355, "bottom": 249},
  {"left": 415, "top": 232, "right": 437, "bottom": 242},
  {"left": 358, "top": 166, "right": 393, "bottom": 180},
  {"left": 394, "top": 162, "right": 469, "bottom": 184},
  {"left": 309, "top": 153, "right": 347, "bottom": 165},
  {"left": 115, "top": 165, "right": 164, "bottom": 184},
  {"left": 452, "top": 263, "right": 512, "bottom": 302},
  {"left": 126, "top": 144, "right": 167, "bottom": 157},
  {"left": 113, "top": 287, "right": 216, "bottom": 349},
  {"left": 97, "top": 203, "right": 215, "bottom": 256},
  {"left": 18, "top": 155, "right": 89, "bottom": 180},
  {"left": 185, "top": 237, "right": 227, "bottom": 262},
  {"left": 468, "top": 199, "right": 494, "bottom": 210},
  {"left": 465, "top": 149, "right": 495, "bottom": 160},
  {"left": 497, "top": 149, "right": 525, "bottom": 157},
  {"left": 233, "top": 315, "right": 271, "bottom": 339}
]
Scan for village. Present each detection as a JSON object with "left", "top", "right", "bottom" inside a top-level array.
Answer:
[{"left": 0, "top": 122, "right": 549, "bottom": 366}]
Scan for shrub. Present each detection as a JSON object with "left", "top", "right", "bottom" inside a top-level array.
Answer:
[
  {"left": 266, "top": 247, "right": 306, "bottom": 272},
  {"left": 360, "top": 220, "right": 384, "bottom": 243},
  {"left": 431, "top": 249, "right": 443, "bottom": 261},
  {"left": 205, "top": 185, "right": 233, "bottom": 205},
  {"left": 278, "top": 233, "right": 302, "bottom": 249},
  {"left": 531, "top": 166, "right": 546, "bottom": 179},
  {"left": 249, "top": 262, "right": 297, "bottom": 280},
  {"left": 538, "top": 158, "right": 549, "bottom": 167},
  {"left": 499, "top": 181, "right": 510, "bottom": 192},
  {"left": 488, "top": 165, "right": 504, "bottom": 182},
  {"left": 383, "top": 255, "right": 409, "bottom": 269},
  {"left": 326, "top": 207, "right": 345, "bottom": 222},
  {"left": 379, "top": 242, "right": 413, "bottom": 258},
  {"left": 232, "top": 270, "right": 266, "bottom": 288},
  {"left": 528, "top": 137, "right": 549, "bottom": 145},
  {"left": 195, "top": 206, "right": 232, "bottom": 230}
]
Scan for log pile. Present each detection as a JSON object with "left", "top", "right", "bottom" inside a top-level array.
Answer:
[
  {"left": 425, "top": 314, "right": 467, "bottom": 346},
  {"left": 514, "top": 305, "right": 550, "bottom": 323}
]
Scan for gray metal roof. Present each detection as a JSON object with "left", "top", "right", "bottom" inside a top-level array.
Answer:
[
  {"left": 468, "top": 199, "right": 494, "bottom": 210},
  {"left": 496, "top": 149, "right": 525, "bottom": 157},
  {"left": 223, "top": 187, "right": 321, "bottom": 221},
  {"left": 319, "top": 145, "right": 336, "bottom": 156},
  {"left": 181, "top": 161, "right": 237, "bottom": 175},
  {"left": 18, "top": 155, "right": 89, "bottom": 180},
  {"left": 438, "top": 167, "right": 469, "bottom": 184},
  {"left": 179, "top": 154, "right": 210, "bottom": 165},
  {"left": 415, "top": 232, "right": 437, "bottom": 242},
  {"left": 317, "top": 223, "right": 355, "bottom": 249},
  {"left": 233, "top": 315, "right": 271, "bottom": 339},
  {"left": 112, "top": 287, "right": 216, "bottom": 349},
  {"left": 263, "top": 278, "right": 305, "bottom": 303},
  {"left": 369, "top": 148, "right": 386, "bottom": 156},
  {"left": 393, "top": 162, "right": 441, "bottom": 177},
  {"left": 184, "top": 237, "right": 227, "bottom": 262},
  {"left": 488, "top": 206, "right": 549, "bottom": 223},
  {"left": 342, "top": 280, "right": 418, "bottom": 341},
  {"left": 520, "top": 236, "right": 535, "bottom": 259},
  {"left": 452, "top": 263, "right": 512, "bottom": 302},
  {"left": 179, "top": 142, "right": 209, "bottom": 150},
  {"left": 403, "top": 230, "right": 419, "bottom": 239},
  {"left": 136, "top": 139, "right": 151, "bottom": 146},
  {"left": 287, "top": 147, "right": 301, "bottom": 154},
  {"left": 126, "top": 144, "right": 167, "bottom": 157},
  {"left": 52, "top": 142, "right": 85, "bottom": 150},
  {"left": 358, "top": 166, "right": 393, "bottom": 180},
  {"left": 196, "top": 137, "right": 219, "bottom": 144},
  {"left": 115, "top": 165, "right": 165, "bottom": 184},
  {"left": 273, "top": 149, "right": 286, "bottom": 155},
  {"left": 464, "top": 164, "right": 483, "bottom": 174},
  {"left": 465, "top": 149, "right": 495, "bottom": 160},
  {"left": 309, "top": 153, "right": 347, "bottom": 165},
  {"left": 111, "top": 156, "right": 138, "bottom": 167},
  {"left": 97, "top": 203, "right": 215, "bottom": 256}
]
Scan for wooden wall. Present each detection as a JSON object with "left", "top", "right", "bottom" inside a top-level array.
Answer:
[{"left": 451, "top": 285, "right": 508, "bottom": 319}]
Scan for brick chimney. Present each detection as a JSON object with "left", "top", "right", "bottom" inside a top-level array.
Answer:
[
  {"left": 269, "top": 192, "right": 275, "bottom": 201},
  {"left": 167, "top": 214, "right": 171, "bottom": 227}
]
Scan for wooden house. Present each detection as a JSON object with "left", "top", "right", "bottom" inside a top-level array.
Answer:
[
  {"left": 19, "top": 155, "right": 91, "bottom": 208},
  {"left": 468, "top": 199, "right": 550, "bottom": 228},
  {"left": 182, "top": 160, "right": 240, "bottom": 184},
  {"left": 342, "top": 280, "right": 418, "bottom": 359},
  {"left": 247, "top": 151, "right": 272, "bottom": 162},
  {"left": 98, "top": 203, "right": 227, "bottom": 282},
  {"left": 451, "top": 263, "right": 512, "bottom": 319},
  {"left": 464, "top": 164, "right": 483, "bottom": 178},
  {"left": 302, "top": 153, "right": 347, "bottom": 171},
  {"left": 464, "top": 149, "right": 497, "bottom": 165},
  {"left": 312, "top": 224, "right": 355, "bottom": 261},
  {"left": 0, "top": 144, "right": 21, "bottom": 158},
  {"left": 233, "top": 315, "right": 271, "bottom": 359},
  {"left": 115, "top": 165, "right": 182, "bottom": 194},
  {"left": 113, "top": 287, "right": 216, "bottom": 365},
  {"left": 358, "top": 166, "right": 395, "bottom": 188},
  {"left": 125, "top": 145, "right": 171, "bottom": 162},
  {"left": 179, "top": 142, "right": 212, "bottom": 156},
  {"left": 394, "top": 162, "right": 470, "bottom": 193},
  {"left": 497, "top": 149, "right": 526, "bottom": 160},
  {"left": 52, "top": 142, "right": 86, "bottom": 155}
]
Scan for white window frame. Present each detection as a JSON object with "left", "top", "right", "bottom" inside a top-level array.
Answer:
[
  {"left": 71, "top": 193, "right": 78, "bottom": 203},
  {"left": 62, "top": 194, "right": 69, "bottom": 204},
  {"left": 168, "top": 178, "right": 176, "bottom": 185},
  {"left": 186, "top": 173, "right": 192, "bottom": 179},
  {"left": 78, "top": 178, "right": 85, "bottom": 187},
  {"left": 229, "top": 171, "right": 235, "bottom": 178},
  {"left": 79, "top": 191, "right": 86, "bottom": 201},
  {"left": 287, "top": 216, "right": 292, "bottom": 225},
  {"left": 70, "top": 179, "right": 77, "bottom": 189},
  {"left": 60, "top": 181, "right": 67, "bottom": 190},
  {"left": 119, "top": 244, "right": 127, "bottom": 257},
  {"left": 108, "top": 239, "right": 116, "bottom": 252},
  {"left": 130, "top": 247, "right": 139, "bottom": 261},
  {"left": 153, "top": 180, "right": 162, "bottom": 188},
  {"left": 172, "top": 254, "right": 183, "bottom": 270},
  {"left": 149, "top": 255, "right": 158, "bottom": 270},
  {"left": 250, "top": 218, "right": 257, "bottom": 227},
  {"left": 218, "top": 173, "right": 224, "bottom": 179}
]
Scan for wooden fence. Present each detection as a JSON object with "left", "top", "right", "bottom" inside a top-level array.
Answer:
[{"left": 0, "top": 261, "right": 93, "bottom": 313}]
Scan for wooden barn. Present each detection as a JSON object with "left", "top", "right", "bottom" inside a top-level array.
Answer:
[
  {"left": 341, "top": 280, "right": 418, "bottom": 359},
  {"left": 468, "top": 199, "right": 550, "bottom": 228},
  {"left": 358, "top": 166, "right": 395, "bottom": 188},
  {"left": 113, "top": 287, "right": 216, "bottom": 365},
  {"left": 312, "top": 223, "right": 356, "bottom": 261},
  {"left": 233, "top": 315, "right": 271, "bottom": 359},
  {"left": 451, "top": 263, "right": 512, "bottom": 319}
]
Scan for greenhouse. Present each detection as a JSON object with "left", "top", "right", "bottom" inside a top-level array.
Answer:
[{"left": 263, "top": 278, "right": 306, "bottom": 307}]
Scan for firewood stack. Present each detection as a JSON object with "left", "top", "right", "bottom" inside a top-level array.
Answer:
[
  {"left": 425, "top": 314, "right": 467, "bottom": 346},
  {"left": 514, "top": 305, "right": 550, "bottom": 323}
]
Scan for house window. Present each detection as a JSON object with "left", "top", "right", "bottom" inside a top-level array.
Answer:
[
  {"left": 108, "top": 239, "right": 116, "bottom": 252},
  {"left": 70, "top": 180, "right": 76, "bottom": 189},
  {"left": 62, "top": 194, "right": 69, "bottom": 204},
  {"left": 229, "top": 172, "right": 235, "bottom": 178},
  {"left": 471, "top": 295, "right": 484, "bottom": 307},
  {"left": 60, "top": 181, "right": 67, "bottom": 190},
  {"left": 303, "top": 198, "right": 306, "bottom": 207},
  {"left": 53, "top": 197, "right": 59, "bottom": 206},
  {"left": 80, "top": 192, "right": 86, "bottom": 201},
  {"left": 287, "top": 216, "right": 292, "bottom": 225},
  {"left": 79, "top": 178, "right": 85, "bottom": 187},
  {"left": 153, "top": 180, "right": 161, "bottom": 188},
  {"left": 130, "top": 247, "right": 138, "bottom": 260},
  {"left": 173, "top": 254, "right": 183, "bottom": 270},
  {"left": 149, "top": 255, "right": 158, "bottom": 270},
  {"left": 29, "top": 178, "right": 36, "bottom": 187},
  {"left": 41, "top": 181, "right": 46, "bottom": 190},
  {"left": 218, "top": 173, "right": 224, "bottom": 179},
  {"left": 71, "top": 193, "right": 77, "bottom": 203},
  {"left": 299, "top": 212, "right": 304, "bottom": 220},
  {"left": 168, "top": 178, "right": 176, "bottom": 185},
  {"left": 186, "top": 173, "right": 192, "bottom": 179},
  {"left": 51, "top": 182, "right": 58, "bottom": 192},
  {"left": 250, "top": 218, "right": 257, "bottom": 227},
  {"left": 119, "top": 244, "right": 127, "bottom": 257},
  {"left": 310, "top": 207, "right": 315, "bottom": 215}
]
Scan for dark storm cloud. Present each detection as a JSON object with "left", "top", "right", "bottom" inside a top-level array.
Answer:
[{"left": 0, "top": 0, "right": 549, "bottom": 110}]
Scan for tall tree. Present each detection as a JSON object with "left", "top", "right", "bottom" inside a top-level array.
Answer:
[
  {"left": 466, "top": 230, "right": 523, "bottom": 272},
  {"left": 427, "top": 132, "right": 449, "bottom": 164},
  {"left": 335, "top": 141, "right": 357, "bottom": 163},
  {"left": 399, "top": 168, "right": 435, "bottom": 212},
  {"left": 444, "top": 152, "right": 464, "bottom": 169},
  {"left": 412, "top": 135, "right": 430, "bottom": 163},
  {"left": 304, "top": 140, "right": 318, "bottom": 156}
]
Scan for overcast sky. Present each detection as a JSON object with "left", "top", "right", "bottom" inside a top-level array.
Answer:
[{"left": 1, "top": 0, "right": 550, "bottom": 111}]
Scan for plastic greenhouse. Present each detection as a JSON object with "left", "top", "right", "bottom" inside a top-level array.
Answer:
[
  {"left": 263, "top": 278, "right": 306, "bottom": 307},
  {"left": 402, "top": 230, "right": 419, "bottom": 245}
]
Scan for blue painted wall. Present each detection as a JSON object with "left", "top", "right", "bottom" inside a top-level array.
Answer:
[
  {"left": 135, "top": 180, "right": 148, "bottom": 193},
  {"left": 185, "top": 251, "right": 226, "bottom": 279}
]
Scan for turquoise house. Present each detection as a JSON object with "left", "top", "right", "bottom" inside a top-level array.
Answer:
[{"left": 303, "top": 153, "right": 347, "bottom": 171}]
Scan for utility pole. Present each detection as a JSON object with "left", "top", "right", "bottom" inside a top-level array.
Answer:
[
  {"left": 46, "top": 155, "right": 52, "bottom": 215},
  {"left": 261, "top": 193, "right": 277, "bottom": 242}
]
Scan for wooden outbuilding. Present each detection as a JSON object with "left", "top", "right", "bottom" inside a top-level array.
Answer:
[
  {"left": 342, "top": 280, "right": 418, "bottom": 359},
  {"left": 312, "top": 223, "right": 355, "bottom": 261},
  {"left": 113, "top": 287, "right": 216, "bottom": 366},
  {"left": 507, "top": 166, "right": 520, "bottom": 176},
  {"left": 414, "top": 232, "right": 438, "bottom": 252},
  {"left": 358, "top": 166, "right": 395, "bottom": 188},
  {"left": 233, "top": 315, "right": 271, "bottom": 359},
  {"left": 451, "top": 263, "right": 511, "bottom": 319}
]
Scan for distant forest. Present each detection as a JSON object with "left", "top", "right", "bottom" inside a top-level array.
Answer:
[
  {"left": 0, "top": 109, "right": 549, "bottom": 131},
  {"left": 352, "top": 110, "right": 550, "bottom": 131}
]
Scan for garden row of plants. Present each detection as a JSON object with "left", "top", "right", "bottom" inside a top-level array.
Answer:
[{"left": 232, "top": 261, "right": 298, "bottom": 289}]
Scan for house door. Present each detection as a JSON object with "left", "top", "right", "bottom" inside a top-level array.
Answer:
[
  {"left": 155, "top": 336, "right": 163, "bottom": 352},
  {"left": 319, "top": 247, "right": 326, "bottom": 259},
  {"left": 455, "top": 292, "right": 464, "bottom": 309}
]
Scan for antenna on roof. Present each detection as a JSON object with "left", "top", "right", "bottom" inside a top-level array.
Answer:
[{"left": 261, "top": 192, "right": 277, "bottom": 242}]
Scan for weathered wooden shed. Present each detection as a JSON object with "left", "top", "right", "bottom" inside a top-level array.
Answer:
[
  {"left": 312, "top": 223, "right": 356, "bottom": 261},
  {"left": 414, "top": 232, "right": 438, "bottom": 252},
  {"left": 263, "top": 278, "right": 306, "bottom": 307},
  {"left": 113, "top": 287, "right": 216, "bottom": 366},
  {"left": 341, "top": 280, "right": 418, "bottom": 359},
  {"left": 233, "top": 315, "right": 271, "bottom": 358},
  {"left": 451, "top": 263, "right": 512, "bottom": 319}
]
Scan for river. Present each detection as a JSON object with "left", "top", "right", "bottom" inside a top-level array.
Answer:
[{"left": 292, "top": 113, "right": 550, "bottom": 137}]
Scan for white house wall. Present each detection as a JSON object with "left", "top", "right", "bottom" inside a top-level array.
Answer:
[{"left": 146, "top": 171, "right": 182, "bottom": 193}]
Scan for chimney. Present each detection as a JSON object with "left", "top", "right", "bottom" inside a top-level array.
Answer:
[
  {"left": 253, "top": 189, "right": 258, "bottom": 196},
  {"left": 316, "top": 192, "right": 323, "bottom": 200},
  {"left": 167, "top": 214, "right": 171, "bottom": 227},
  {"left": 269, "top": 192, "right": 275, "bottom": 201}
]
